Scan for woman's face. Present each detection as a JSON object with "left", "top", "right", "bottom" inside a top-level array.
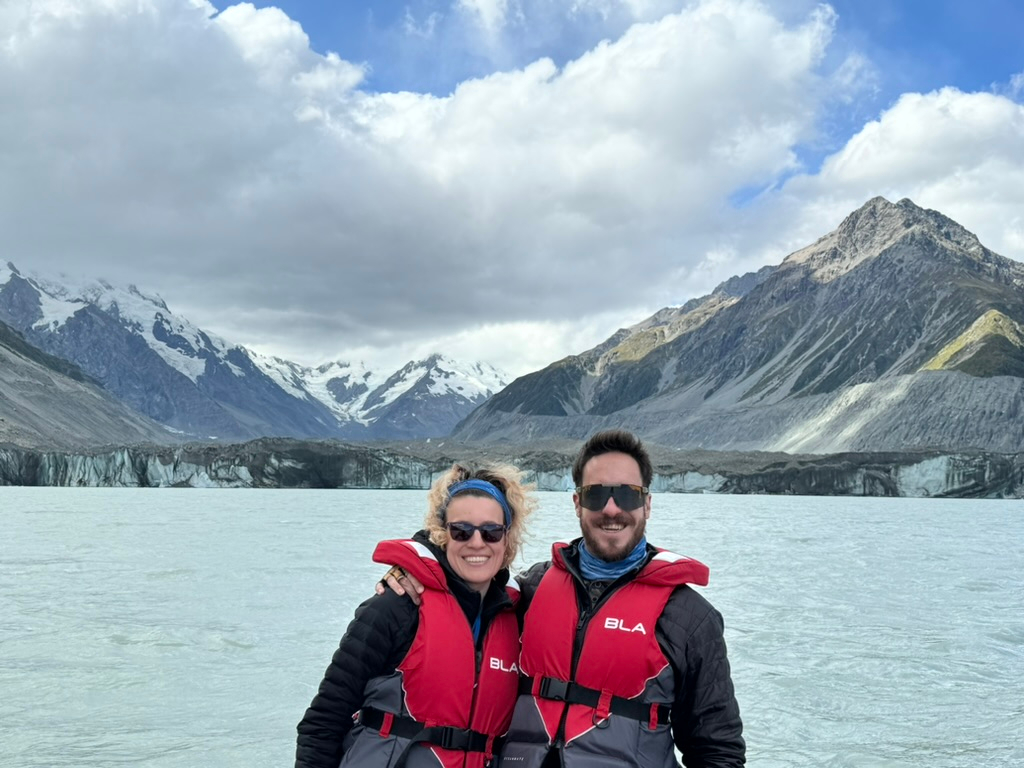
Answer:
[{"left": 444, "top": 494, "right": 508, "bottom": 594}]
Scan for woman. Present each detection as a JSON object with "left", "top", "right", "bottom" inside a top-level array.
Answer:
[{"left": 296, "top": 463, "right": 535, "bottom": 768}]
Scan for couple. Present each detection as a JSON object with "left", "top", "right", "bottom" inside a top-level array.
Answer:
[{"left": 296, "top": 430, "right": 745, "bottom": 767}]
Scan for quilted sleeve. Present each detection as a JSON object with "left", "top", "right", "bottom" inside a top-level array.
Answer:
[
  {"left": 657, "top": 587, "right": 745, "bottom": 767},
  {"left": 295, "top": 591, "right": 418, "bottom": 768}
]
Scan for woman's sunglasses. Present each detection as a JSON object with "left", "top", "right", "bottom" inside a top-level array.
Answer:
[
  {"left": 575, "top": 484, "right": 649, "bottom": 511},
  {"left": 446, "top": 521, "right": 508, "bottom": 543}
]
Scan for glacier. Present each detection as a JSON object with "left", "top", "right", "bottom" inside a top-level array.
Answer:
[{"left": 1, "top": 440, "right": 1020, "bottom": 497}]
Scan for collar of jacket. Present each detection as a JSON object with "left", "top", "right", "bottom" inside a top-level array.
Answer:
[{"left": 560, "top": 537, "right": 657, "bottom": 586}]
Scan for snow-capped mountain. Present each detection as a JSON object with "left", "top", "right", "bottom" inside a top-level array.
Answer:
[
  {"left": 355, "top": 354, "right": 508, "bottom": 438},
  {"left": 246, "top": 350, "right": 508, "bottom": 438},
  {"left": 0, "top": 262, "right": 508, "bottom": 442}
]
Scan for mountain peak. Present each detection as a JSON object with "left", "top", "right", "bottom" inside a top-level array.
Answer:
[
  {"left": 784, "top": 196, "right": 986, "bottom": 282},
  {"left": 838, "top": 196, "right": 981, "bottom": 251},
  {"left": 838, "top": 196, "right": 926, "bottom": 235}
]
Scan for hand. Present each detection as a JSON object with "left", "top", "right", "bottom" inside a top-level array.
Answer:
[{"left": 375, "top": 566, "right": 424, "bottom": 605}]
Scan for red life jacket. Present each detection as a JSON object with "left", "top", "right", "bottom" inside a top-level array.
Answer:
[
  {"left": 370, "top": 539, "right": 521, "bottom": 767},
  {"left": 518, "top": 542, "right": 709, "bottom": 748}
]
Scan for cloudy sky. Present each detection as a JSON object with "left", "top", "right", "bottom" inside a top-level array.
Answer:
[{"left": 2, "top": 0, "right": 1022, "bottom": 377}]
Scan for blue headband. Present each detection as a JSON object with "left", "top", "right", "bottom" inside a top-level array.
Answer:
[{"left": 443, "top": 479, "right": 513, "bottom": 527}]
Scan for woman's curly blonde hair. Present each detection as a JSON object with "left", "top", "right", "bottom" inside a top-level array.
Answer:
[{"left": 424, "top": 462, "right": 536, "bottom": 569}]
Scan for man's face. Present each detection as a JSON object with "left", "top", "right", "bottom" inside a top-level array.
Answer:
[{"left": 574, "top": 451, "right": 651, "bottom": 562}]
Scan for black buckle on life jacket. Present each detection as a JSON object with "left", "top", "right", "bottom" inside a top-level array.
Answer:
[
  {"left": 430, "top": 726, "right": 501, "bottom": 756},
  {"left": 437, "top": 726, "right": 472, "bottom": 751},
  {"left": 538, "top": 676, "right": 571, "bottom": 702},
  {"left": 521, "top": 676, "right": 672, "bottom": 729},
  {"left": 358, "top": 707, "right": 500, "bottom": 753}
]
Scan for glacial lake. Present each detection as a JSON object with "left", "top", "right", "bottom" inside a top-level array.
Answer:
[{"left": 2, "top": 488, "right": 1022, "bottom": 767}]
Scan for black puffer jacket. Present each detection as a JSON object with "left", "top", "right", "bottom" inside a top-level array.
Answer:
[
  {"left": 295, "top": 533, "right": 514, "bottom": 768},
  {"left": 514, "top": 539, "right": 745, "bottom": 767}
]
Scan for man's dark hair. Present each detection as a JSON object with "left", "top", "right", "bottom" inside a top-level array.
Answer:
[{"left": 571, "top": 429, "right": 653, "bottom": 487}]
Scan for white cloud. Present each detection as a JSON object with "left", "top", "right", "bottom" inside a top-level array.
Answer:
[
  {"left": 737, "top": 87, "right": 1024, "bottom": 268},
  {"left": 294, "top": 308, "right": 651, "bottom": 378},
  {"left": 569, "top": 0, "right": 683, "bottom": 22},
  {"left": 1, "top": 0, "right": 849, "bottom": 372},
  {"left": 820, "top": 89, "right": 1023, "bottom": 187},
  {"left": 457, "top": 0, "right": 516, "bottom": 35},
  {"left": 7, "top": 0, "right": 1021, "bottom": 378},
  {"left": 827, "top": 50, "right": 876, "bottom": 104},
  {"left": 341, "top": 0, "right": 837, "bottom": 298},
  {"left": 1008, "top": 72, "right": 1024, "bottom": 100},
  {"left": 403, "top": 8, "right": 442, "bottom": 39},
  {"left": 215, "top": 3, "right": 307, "bottom": 76}
]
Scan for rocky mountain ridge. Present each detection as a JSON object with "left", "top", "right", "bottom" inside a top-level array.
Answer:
[
  {"left": 0, "top": 317, "right": 175, "bottom": 448},
  {"left": 457, "top": 197, "right": 1024, "bottom": 453}
]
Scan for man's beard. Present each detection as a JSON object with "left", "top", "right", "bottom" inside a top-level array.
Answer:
[{"left": 581, "top": 514, "right": 647, "bottom": 562}]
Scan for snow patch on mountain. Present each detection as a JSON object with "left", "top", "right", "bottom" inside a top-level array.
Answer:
[
  {"left": 244, "top": 350, "right": 314, "bottom": 400},
  {"left": 6, "top": 267, "right": 241, "bottom": 384},
  {"left": 32, "top": 289, "right": 88, "bottom": 332},
  {"left": 243, "top": 352, "right": 390, "bottom": 424},
  {"left": 374, "top": 361, "right": 429, "bottom": 410},
  {"left": 304, "top": 361, "right": 384, "bottom": 424},
  {"left": 427, "top": 359, "right": 506, "bottom": 398}
]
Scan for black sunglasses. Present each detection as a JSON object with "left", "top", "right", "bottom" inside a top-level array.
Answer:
[
  {"left": 446, "top": 521, "right": 508, "bottom": 543},
  {"left": 576, "top": 484, "right": 649, "bottom": 511}
]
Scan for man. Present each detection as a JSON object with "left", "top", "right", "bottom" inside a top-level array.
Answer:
[{"left": 386, "top": 430, "right": 745, "bottom": 767}]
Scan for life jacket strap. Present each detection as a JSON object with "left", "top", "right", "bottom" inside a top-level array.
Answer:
[
  {"left": 358, "top": 706, "right": 504, "bottom": 759},
  {"left": 519, "top": 676, "right": 672, "bottom": 728}
]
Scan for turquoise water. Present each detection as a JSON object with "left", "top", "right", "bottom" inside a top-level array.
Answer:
[{"left": 2, "top": 489, "right": 1022, "bottom": 767}]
